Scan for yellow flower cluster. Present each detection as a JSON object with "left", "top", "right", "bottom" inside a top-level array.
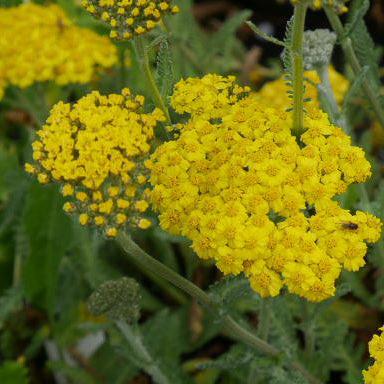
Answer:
[
  {"left": 82, "top": 0, "right": 179, "bottom": 40},
  {"left": 170, "top": 74, "right": 251, "bottom": 121},
  {"left": 0, "top": 4, "right": 117, "bottom": 99},
  {"left": 149, "top": 75, "right": 381, "bottom": 302},
  {"left": 363, "top": 326, "right": 384, "bottom": 383},
  {"left": 254, "top": 66, "right": 348, "bottom": 112},
  {"left": 289, "top": 0, "right": 348, "bottom": 12},
  {"left": 25, "top": 89, "right": 165, "bottom": 237}
]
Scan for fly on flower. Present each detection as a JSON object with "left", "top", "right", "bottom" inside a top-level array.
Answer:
[
  {"left": 339, "top": 222, "right": 358, "bottom": 230},
  {"left": 56, "top": 16, "right": 64, "bottom": 33}
]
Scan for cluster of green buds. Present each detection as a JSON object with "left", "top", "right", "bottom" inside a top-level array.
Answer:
[{"left": 81, "top": 0, "right": 179, "bottom": 40}]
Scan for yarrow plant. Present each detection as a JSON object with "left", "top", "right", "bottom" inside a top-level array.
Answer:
[
  {"left": 25, "top": 89, "right": 165, "bottom": 237},
  {"left": 149, "top": 74, "right": 381, "bottom": 301},
  {"left": 0, "top": 4, "right": 117, "bottom": 99},
  {"left": 81, "top": 0, "right": 179, "bottom": 39},
  {"left": 6, "top": 0, "right": 384, "bottom": 383}
]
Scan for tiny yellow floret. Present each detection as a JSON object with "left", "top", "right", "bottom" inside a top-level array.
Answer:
[
  {"left": 79, "top": 213, "right": 89, "bottom": 225},
  {"left": 62, "top": 184, "right": 74, "bottom": 197},
  {"left": 63, "top": 202, "right": 75, "bottom": 213},
  {"left": 138, "top": 218, "right": 151, "bottom": 229},
  {"left": 105, "top": 227, "right": 117, "bottom": 237}
]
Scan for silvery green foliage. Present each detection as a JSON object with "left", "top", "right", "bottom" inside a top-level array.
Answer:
[
  {"left": 87, "top": 277, "right": 140, "bottom": 322},
  {"left": 208, "top": 275, "right": 256, "bottom": 316},
  {"left": 348, "top": 0, "right": 382, "bottom": 102},
  {"left": 302, "top": 29, "right": 336, "bottom": 70},
  {"left": 156, "top": 39, "right": 174, "bottom": 102}
]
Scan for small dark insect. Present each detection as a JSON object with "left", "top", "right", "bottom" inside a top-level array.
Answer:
[
  {"left": 57, "top": 17, "right": 64, "bottom": 33},
  {"left": 340, "top": 222, "right": 358, "bottom": 230}
]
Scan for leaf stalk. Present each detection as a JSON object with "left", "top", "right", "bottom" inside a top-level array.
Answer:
[{"left": 116, "top": 232, "right": 323, "bottom": 384}]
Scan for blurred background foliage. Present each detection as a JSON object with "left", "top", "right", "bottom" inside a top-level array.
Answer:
[{"left": 0, "top": 0, "right": 384, "bottom": 383}]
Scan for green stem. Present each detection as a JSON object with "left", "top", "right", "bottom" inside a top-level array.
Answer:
[
  {"left": 291, "top": 2, "right": 308, "bottom": 136},
  {"left": 302, "top": 301, "right": 315, "bottom": 359},
  {"left": 133, "top": 37, "right": 172, "bottom": 126},
  {"left": 316, "top": 65, "right": 349, "bottom": 133},
  {"left": 116, "top": 232, "right": 323, "bottom": 384},
  {"left": 12, "top": 248, "right": 22, "bottom": 288},
  {"left": 119, "top": 45, "right": 128, "bottom": 89},
  {"left": 324, "top": 7, "right": 384, "bottom": 132},
  {"left": 316, "top": 66, "right": 339, "bottom": 121},
  {"left": 120, "top": 238, "right": 187, "bottom": 305},
  {"left": 257, "top": 299, "right": 271, "bottom": 340}
]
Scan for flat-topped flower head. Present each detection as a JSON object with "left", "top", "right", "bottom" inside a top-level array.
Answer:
[
  {"left": 289, "top": 0, "right": 348, "bottom": 13},
  {"left": 149, "top": 75, "right": 381, "bottom": 302},
  {"left": 25, "top": 89, "right": 165, "bottom": 237},
  {"left": 81, "top": 0, "right": 179, "bottom": 40},
  {"left": 0, "top": 4, "right": 117, "bottom": 98},
  {"left": 364, "top": 326, "right": 384, "bottom": 383}
]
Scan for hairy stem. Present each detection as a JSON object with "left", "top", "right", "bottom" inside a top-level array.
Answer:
[
  {"left": 302, "top": 301, "right": 316, "bottom": 360},
  {"left": 116, "top": 232, "right": 323, "bottom": 384},
  {"left": 257, "top": 299, "right": 271, "bottom": 340},
  {"left": 291, "top": 2, "right": 308, "bottom": 136},
  {"left": 133, "top": 37, "right": 172, "bottom": 126},
  {"left": 316, "top": 65, "right": 349, "bottom": 133},
  {"left": 324, "top": 7, "right": 384, "bottom": 132}
]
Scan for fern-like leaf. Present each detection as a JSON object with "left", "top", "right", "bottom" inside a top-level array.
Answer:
[
  {"left": 208, "top": 10, "right": 252, "bottom": 66},
  {"left": 344, "top": 0, "right": 369, "bottom": 37},
  {"left": 281, "top": 16, "right": 294, "bottom": 80},
  {"left": 156, "top": 38, "right": 174, "bottom": 102},
  {"left": 208, "top": 276, "right": 255, "bottom": 316},
  {"left": 349, "top": 0, "right": 382, "bottom": 107}
]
